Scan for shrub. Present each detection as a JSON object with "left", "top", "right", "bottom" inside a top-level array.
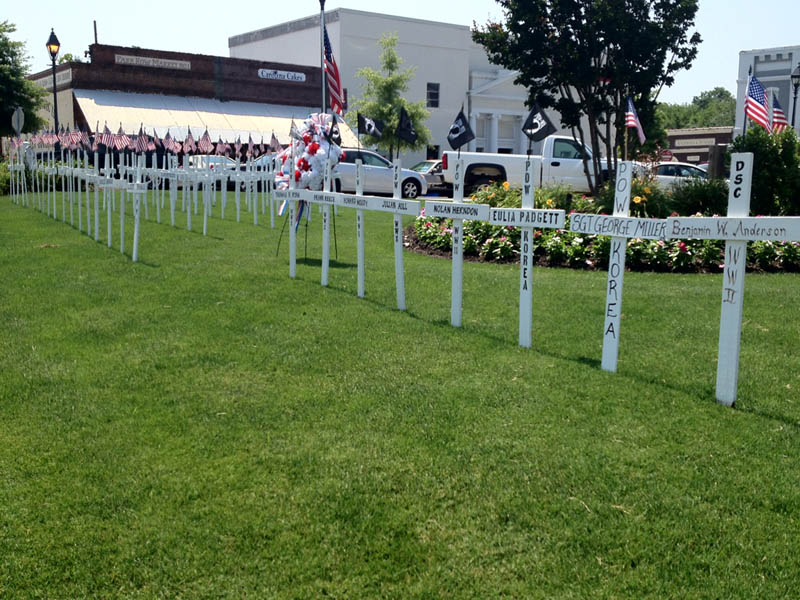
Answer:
[
  {"left": 729, "top": 127, "right": 800, "bottom": 216},
  {"left": 0, "top": 161, "right": 10, "bottom": 196},
  {"left": 668, "top": 177, "right": 729, "bottom": 216}
]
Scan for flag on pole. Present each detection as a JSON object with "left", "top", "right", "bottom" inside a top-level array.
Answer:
[
  {"left": 234, "top": 136, "right": 242, "bottom": 158},
  {"left": 163, "top": 130, "right": 175, "bottom": 153},
  {"left": 772, "top": 96, "right": 789, "bottom": 133},
  {"left": 521, "top": 103, "right": 557, "bottom": 143},
  {"left": 247, "top": 133, "right": 254, "bottom": 157},
  {"left": 259, "top": 137, "right": 266, "bottom": 156},
  {"left": 197, "top": 129, "right": 213, "bottom": 154},
  {"left": 625, "top": 97, "right": 646, "bottom": 145},
  {"left": 98, "top": 124, "right": 111, "bottom": 148},
  {"left": 745, "top": 76, "right": 771, "bottom": 132},
  {"left": 357, "top": 112, "right": 384, "bottom": 139},
  {"left": 397, "top": 106, "right": 417, "bottom": 144},
  {"left": 270, "top": 132, "right": 282, "bottom": 153},
  {"left": 152, "top": 129, "right": 162, "bottom": 149},
  {"left": 446, "top": 107, "right": 475, "bottom": 150},
  {"left": 135, "top": 125, "right": 149, "bottom": 153},
  {"left": 114, "top": 124, "right": 130, "bottom": 151},
  {"left": 183, "top": 127, "right": 196, "bottom": 154},
  {"left": 215, "top": 137, "right": 228, "bottom": 156},
  {"left": 323, "top": 25, "right": 344, "bottom": 115},
  {"left": 289, "top": 120, "right": 303, "bottom": 142},
  {"left": 324, "top": 113, "right": 342, "bottom": 146}
]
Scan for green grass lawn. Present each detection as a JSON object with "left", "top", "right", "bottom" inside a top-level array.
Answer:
[{"left": 1, "top": 192, "right": 799, "bottom": 598}]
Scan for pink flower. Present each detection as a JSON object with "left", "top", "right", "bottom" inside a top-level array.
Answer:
[
  {"left": 678, "top": 241, "right": 688, "bottom": 253},
  {"left": 424, "top": 222, "right": 431, "bottom": 228},
  {"left": 499, "top": 236, "right": 507, "bottom": 242},
  {"left": 420, "top": 208, "right": 426, "bottom": 216},
  {"left": 534, "top": 230, "right": 542, "bottom": 238}
]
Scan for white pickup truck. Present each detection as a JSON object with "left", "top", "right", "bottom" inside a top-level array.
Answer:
[{"left": 442, "top": 135, "right": 608, "bottom": 194}]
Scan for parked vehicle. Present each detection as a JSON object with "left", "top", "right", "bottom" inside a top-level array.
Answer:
[
  {"left": 336, "top": 148, "right": 428, "bottom": 198},
  {"left": 188, "top": 155, "right": 240, "bottom": 190},
  {"left": 442, "top": 135, "right": 609, "bottom": 194},
  {"left": 652, "top": 161, "right": 708, "bottom": 191},
  {"left": 410, "top": 160, "right": 448, "bottom": 194}
]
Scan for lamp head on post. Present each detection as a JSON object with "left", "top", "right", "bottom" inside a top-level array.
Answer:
[
  {"left": 46, "top": 29, "right": 60, "bottom": 63},
  {"left": 791, "top": 63, "right": 800, "bottom": 129}
]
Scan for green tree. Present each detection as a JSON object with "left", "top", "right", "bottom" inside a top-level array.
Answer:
[
  {"left": 473, "top": 0, "right": 701, "bottom": 194},
  {"left": 58, "top": 52, "right": 84, "bottom": 64},
  {"left": 658, "top": 87, "right": 735, "bottom": 129},
  {"left": 348, "top": 33, "right": 430, "bottom": 160},
  {"left": 0, "top": 20, "right": 47, "bottom": 142}
]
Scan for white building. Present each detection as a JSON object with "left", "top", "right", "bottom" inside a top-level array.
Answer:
[
  {"left": 229, "top": 8, "right": 574, "bottom": 166},
  {"left": 735, "top": 45, "right": 800, "bottom": 136}
]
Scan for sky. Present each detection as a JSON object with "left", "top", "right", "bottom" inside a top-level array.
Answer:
[{"left": 10, "top": 0, "right": 800, "bottom": 105}]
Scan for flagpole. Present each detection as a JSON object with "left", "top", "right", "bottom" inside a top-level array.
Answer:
[
  {"left": 320, "top": 0, "right": 326, "bottom": 114},
  {"left": 742, "top": 67, "right": 751, "bottom": 138}
]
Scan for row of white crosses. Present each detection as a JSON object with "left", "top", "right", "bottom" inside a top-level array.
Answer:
[
  {"left": 274, "top": 157, "right": 420, "bottom": 307},
  {"left": 10, "top": 142, "right": 283, "bottom": 262},
  {"left": 274, "top": 151, "right": 797, "bottom": 406}
]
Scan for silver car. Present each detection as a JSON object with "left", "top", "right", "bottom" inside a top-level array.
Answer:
[
  {"left": 335, "top": 148, "right": 427, "bottom": 198},
  {"left": 653, "top": 161, "right": 708, "bottom": 191}
]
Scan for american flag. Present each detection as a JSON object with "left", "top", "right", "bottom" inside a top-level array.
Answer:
[
  {"left": 80, "top": 128, "right": 91, "bottom": 149},
  {"left": 114, "top": 125, "right": 130, "bottom": 151},
  {"left": 772, "top": 96, "right": 789, "bottom": 133},
  {"left": 135, "top": 126, "right": 149, "bottom": 153},
  {"left": 100, "top": 124, "right": 114, "bottom": 148},
  {"left": 214, "top": 137, "right": 226, "bottom": 156},
  {"left": 69, "top": 128, "right": 82, "bottom": 146},
  {"left": 152, "top": 129, "right": 162, "bottom": 149},
  {"left": 184, "top": 127, "right": 196, "bottom": 154},
  {"left": 745, "top": 76, "right": 771, "bottom": 132},
  {"left": 197, "top": 129, "right": 214, "bottom": 154},
  {"left": 246, "top": 133, "right": 254, "bottom": 157},
  {"left": 323, "top": 25, "right": 344, "bottom": 116},
  {"left": 625, "top": 96, "right": 646, "bottom": 145},
  {"left": 270, "top": 132, "right": 282, "bottom": 153},
  {"left": 234, "top": 136, "right": 242, "bottom": 158},
  {"left": 163, "top": 130, "right": 175, "bottom": 153},
  {"left": 259, "top": 136, "right": 266, "bottom": 156}
]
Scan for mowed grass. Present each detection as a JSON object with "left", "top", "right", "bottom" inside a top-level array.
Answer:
[{"left": 1, "top": 192, "right": 799, "bottom": 598}]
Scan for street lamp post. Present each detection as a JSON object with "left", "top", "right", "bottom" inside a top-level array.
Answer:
[
  {"left": 791, "top": 62, "right": 800, "bottom": 129},
  {"left": 46, "top": 29, "right": 60, "bottom": 143}
]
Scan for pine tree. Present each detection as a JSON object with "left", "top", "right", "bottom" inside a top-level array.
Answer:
[{"left": 348, "top": 34, "right": 430, "bottom": 160}]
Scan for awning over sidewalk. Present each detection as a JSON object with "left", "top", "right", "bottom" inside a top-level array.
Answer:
[{"left": 73, "top": 89, "right": 358, "bottom": 147}]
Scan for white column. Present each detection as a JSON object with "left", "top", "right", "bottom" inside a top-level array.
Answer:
[
  {"left": 488, "top": 114, "right": 499, "bottom": 153},
  {"left": 468, "top": 113, "right": 478, "bottom": 152},
  {"left": 515, "top": 116, "right": 526, "bottom": 154}
]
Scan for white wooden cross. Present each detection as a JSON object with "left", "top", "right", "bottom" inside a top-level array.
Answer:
[
  {"left": 666, "top": 152, "right": 800, "bottom": 406},
  {"left": 274, "top": 172, "right": 421, "bottom": 307},
  {"left": 424, "top": 158, "right": 491, "bottom": 327},
  {"left": 569, "top": 161, "right": 668, "bottom": 372},
  {"left": 488, "top": 157, "right": 565, "bottom": 347}
]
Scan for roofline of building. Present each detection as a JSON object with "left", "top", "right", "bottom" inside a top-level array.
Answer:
[
  {"left": 739, "top": 45, "right": 800, "bottom": 56},
  {"left": 228, "top": 7, "right": 469, "bottom": 48}
]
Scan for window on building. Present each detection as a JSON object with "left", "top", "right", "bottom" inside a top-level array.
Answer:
[{"left": 426, "top": 83, "right": 440, "bottom": 108}]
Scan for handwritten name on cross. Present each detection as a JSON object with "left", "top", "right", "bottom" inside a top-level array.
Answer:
[
  {"left": 490, "top": 157, "right": 564, "bottom": 347},
  {"left": 666, "top": 152, "right": 800, "bottom": 406},
  {"left": 569, "top": 161, "right": 668, "bottom": 372}
]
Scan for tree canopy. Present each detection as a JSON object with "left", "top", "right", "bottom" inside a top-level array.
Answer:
[
  {"left": 657, "top": 87, "right": 736, "bottom": 129},
  {"left": 0, "top": 20, "right": 47, "bottom": 139},
  {"left": 348, "top": 33, "right": 431, "bottom": 160},
  {"left": 473, "top": 0, "right": 701, "bottom": 193}
]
